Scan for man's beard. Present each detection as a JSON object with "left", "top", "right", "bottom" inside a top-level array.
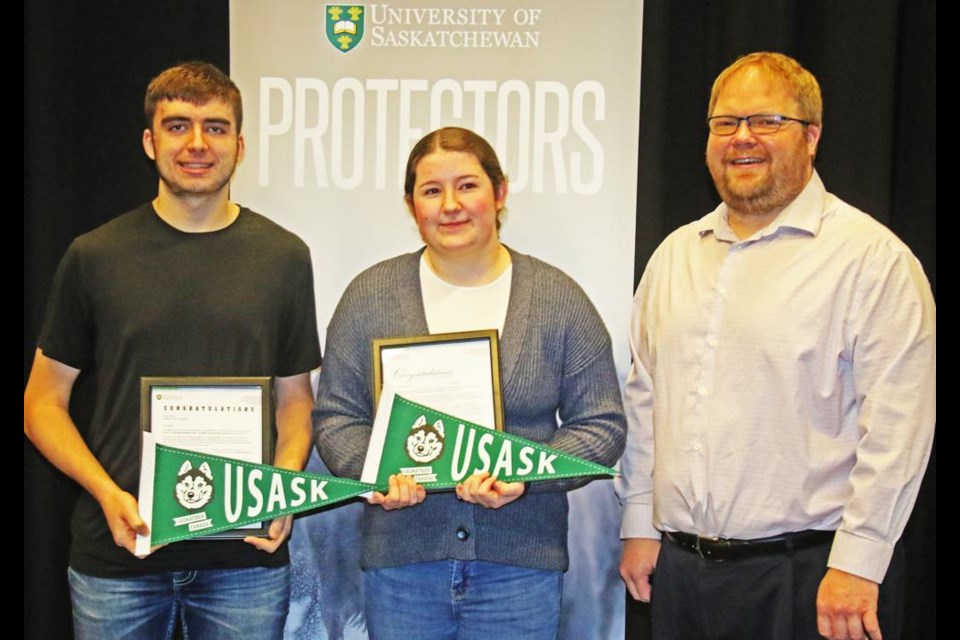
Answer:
[{"left": 709, "top": 153, "right": 811, "bottom": 218}]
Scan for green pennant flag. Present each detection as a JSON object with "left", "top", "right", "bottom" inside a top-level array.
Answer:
[
  {"left": 360, "top": 389, "right": 617, "bottom": 491},
  {"left": 135, "top": 433, "right": 375, "bottom": 555}
]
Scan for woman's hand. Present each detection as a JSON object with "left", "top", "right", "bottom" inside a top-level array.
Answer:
[
  {"left": 456, "top": 471, "right": 525, "bottom": 509},
  {"left": 368, "top": 474, "right": 426, "bottom": 510}
]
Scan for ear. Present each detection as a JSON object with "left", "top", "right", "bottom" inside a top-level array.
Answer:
[
  {"left": 495, "top": 180, "right": 509, "bottom": 211},
  {"left": 236, "top": 133, "right": 246, "bottom": 165},
  {"left": 199, "top": 462, "right": 213, "bottom": 479},
  {"left": 143, "top": 128, "right": 157, "bottom": 161},
  {"left": 804, "top": 123, "right": 822, "bottom": 159},
  {"left": 404, "top": 194, "right": 417, "bottom": 219},
  {"left": 178, "top": 460, "right": 192, "bottom": 475}
]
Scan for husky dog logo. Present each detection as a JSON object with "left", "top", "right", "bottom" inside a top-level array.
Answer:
[
  {"left": 174, "top": 460, "right": 214, "bottom": 510},
  {"left": 406, "top": 415, "right": 445, "bottom": 464},
  {"left": 326, "top": 5, "right": 365, "bottom": 53}
]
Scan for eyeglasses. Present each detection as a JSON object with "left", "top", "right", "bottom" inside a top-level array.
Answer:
[{"left": 707, "top": 114, "right": 811, "bottom": 136}]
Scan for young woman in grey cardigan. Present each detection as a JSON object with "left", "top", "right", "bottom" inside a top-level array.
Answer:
[{"left": 313, "top": 127, "right": 626, "bottom": 639}]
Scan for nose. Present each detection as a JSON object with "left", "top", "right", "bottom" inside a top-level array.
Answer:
[
  {"left": 731, "top": 119, "right": 757, "bottom": 144},
  {"left": 441, "top": 187, "right": 461, "bottom": 213},
  {"left": 188, "top": 123, "right": 208, "bottom": 151}
]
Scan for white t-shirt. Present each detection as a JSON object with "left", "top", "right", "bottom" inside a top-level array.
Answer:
[{"left": 419, "top": 254, "right": 512, "bottom": 335}]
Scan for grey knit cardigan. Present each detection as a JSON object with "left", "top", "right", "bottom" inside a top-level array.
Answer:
[{"left": 313, "top": 247, "right": 626, "bottom": 571}]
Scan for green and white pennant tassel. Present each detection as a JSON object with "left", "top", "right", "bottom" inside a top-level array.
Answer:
[
  {"left": 360, "top": 387, "right": 617, "bottom": 491},
  {"left": 135, "top": 432, "right": 375, "bottom": 555}
]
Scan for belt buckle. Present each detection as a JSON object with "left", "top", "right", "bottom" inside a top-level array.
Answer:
[{"left": 694, "top": 536, "right": 707, "bottom": 559}]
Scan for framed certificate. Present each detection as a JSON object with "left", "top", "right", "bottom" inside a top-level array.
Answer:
[
  {"left": 372, "top": 329, "right": 504, "bottom": 431},
  {"left": 140, "top": 376, "right": 273, "bottom": 538}
]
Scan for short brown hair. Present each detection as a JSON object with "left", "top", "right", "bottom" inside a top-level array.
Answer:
[
  {"left": 144, "top": 61, "right": 243, "bottom": 131},
  {"left": 708, "top": 52, "right": 822, "bottom": 126}
]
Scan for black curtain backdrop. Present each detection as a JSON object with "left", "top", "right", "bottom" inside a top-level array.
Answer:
[{"left": 24, "top": 2, "right": 935, "bottom": 639}]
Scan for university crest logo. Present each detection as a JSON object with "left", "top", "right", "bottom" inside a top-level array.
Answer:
[{"left": 326, "top": 5, "right": 365, "bottom": 53}]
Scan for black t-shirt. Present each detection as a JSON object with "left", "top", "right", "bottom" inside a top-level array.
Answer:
[{"left": 39, "top": 203, "right": 322, "bottom": 576}]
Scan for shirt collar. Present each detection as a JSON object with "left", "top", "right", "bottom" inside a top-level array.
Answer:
[{"left": 696, "top": 171, "right": 828, "bottom": 242}]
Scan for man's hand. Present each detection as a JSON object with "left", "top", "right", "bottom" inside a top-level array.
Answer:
[
  {"left": 620, "top": 537, "right": 661, "bottom": 602},
  {"left": 368, "top": 474, "right": 426, "bottom": 510},
  {"left": 245, "top": 515, "right": 293, "bottom": 553},
  {"left": 455, "top": 472, "right": 525, "bottom": 509},
  {"left": 816, "top": 568, "right": 882, "bottom": 640},
  {"left": 98, "top": 487, "right": 148, "bottom": 555}
]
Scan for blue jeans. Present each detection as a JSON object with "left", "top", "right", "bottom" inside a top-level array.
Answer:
[
  {"left": 68, "top": 565, "right": 289, "bottom": 640},
  {"left": 364, "top": 560, "right": 562, "bottom": 640}
]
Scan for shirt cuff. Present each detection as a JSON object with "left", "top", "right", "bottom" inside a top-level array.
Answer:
[
  {"left": 827, "top": 530, "right": 895, "bottom": 584},
  {"left": 620, "top": 502, "right": 661, "bottom": 540}
]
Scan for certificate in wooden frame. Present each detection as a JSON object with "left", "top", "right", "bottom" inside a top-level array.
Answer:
[{"left": 372, "top": 329, "right": 505, "bottom": 431}]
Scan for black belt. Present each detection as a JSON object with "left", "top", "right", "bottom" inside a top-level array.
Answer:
[{"left": 664, "top": 530, "right": 834, "bottom": 561}]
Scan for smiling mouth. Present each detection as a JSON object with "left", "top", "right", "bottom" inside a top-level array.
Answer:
[
  {"left": 730, "top": 157, "right": 764, "bottom": 166},
  {"left": 177, "top": 161, "right": 215, "bottom": 175}
]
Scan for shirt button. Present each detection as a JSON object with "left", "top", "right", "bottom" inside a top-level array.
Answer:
[
  {"left": 697, "top": 386, "right": 709, "bottom": 397},
  {"left": 706, "top": 336, "right": 717, "bottom": 347},
  {"left": 456, "top": 527, "right": 470, "bottom": 541}
]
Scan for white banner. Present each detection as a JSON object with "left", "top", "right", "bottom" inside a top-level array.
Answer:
[{"left": 230, "top": 3, "right": 642, "bottom": 638}]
